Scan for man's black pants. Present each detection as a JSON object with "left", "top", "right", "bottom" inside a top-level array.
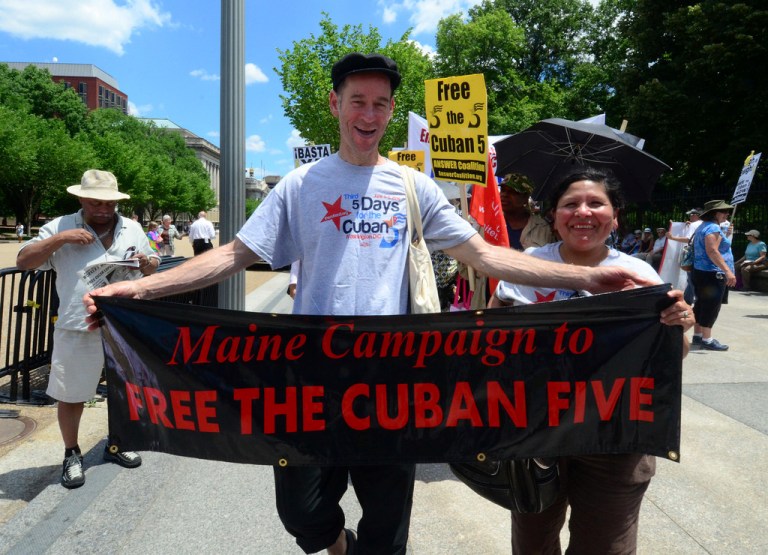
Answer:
[
  {"left": 192, "top": 238, "right": 213, "bottom": 256},
  {"left": 274, "top": 464, "right": 415, "bottom": 554}
]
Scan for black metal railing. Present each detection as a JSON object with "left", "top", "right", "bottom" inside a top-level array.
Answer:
[
  {"left": 0, "top": 268, "right": 58, "bottom": 403},
  {"left": 0, "top": 257, "right": 221, "bottom": 403}
]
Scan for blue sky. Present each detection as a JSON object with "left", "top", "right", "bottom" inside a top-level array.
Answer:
[{"left": 0, "top": 0, "right": 493, "bottom": 178}]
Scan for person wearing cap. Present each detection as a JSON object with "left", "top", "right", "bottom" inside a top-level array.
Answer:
[
  {"left": 735, "top": 229, "right": 767, "bottom": 290},
  {"left": 82, "top": 53, "right": 686, "bottom": 554},
  {"left": 16, "top": 169, "right": 159, "bottom": 489},
  {"left": 689, "top": 200, "right": 736, "bottom": 350},
  {"left": 632, "top": 228, "right": 654, "bottom": 260},
  {"left": 499, "top": 173, "right": 555, "bottom": 250}
]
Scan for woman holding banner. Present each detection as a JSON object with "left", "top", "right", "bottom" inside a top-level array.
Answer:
[{"left": 489, "top": 167, "right": 692, "bottom": 554}]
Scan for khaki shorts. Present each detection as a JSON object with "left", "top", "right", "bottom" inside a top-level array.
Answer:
[{"left": 46, "top": 328, "right": 105, "bottom": 403}]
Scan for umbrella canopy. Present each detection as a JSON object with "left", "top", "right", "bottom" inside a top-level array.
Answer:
[{"left": 494, "top": 118, "right": 670, "bottom": 203}]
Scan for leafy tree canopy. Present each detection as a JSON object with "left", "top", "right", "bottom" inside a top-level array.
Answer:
[{"left": 276, "top": 12, "right": 434, "bottom": 154}]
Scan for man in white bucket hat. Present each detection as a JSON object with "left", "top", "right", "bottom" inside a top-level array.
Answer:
[{"left": 16, "top": 169, "right": 160, "bottom": 489}]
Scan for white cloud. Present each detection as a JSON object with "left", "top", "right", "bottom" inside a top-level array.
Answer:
[
  {"left": 246, "top": 134, "right": 266, "bottom": 152},
  {"left": 409, "top": 39, "right": 436, "bottom": 58},
  {"left": 207, "top": 131, "right": 220, "bottom": 139},
  {"left": 382, "top": 6, "right": 397, "bottom": 24},
  {"left": 286, "top": 129, "right": 306, "bottom": 149},
  {"left": 245, "top": 63, "right": 268, "bottom": 85},
  {"left": 128, "top": 100, "right": 152, "bottom": 116},
  {"left": 260, "top": 114, "right": 273, "bottom": 125},
  {"left": 379, "top": 1, "right": 483, "bottom": 36},
  {"left": 190, "top": 69, "right": 219, "bottom": 81},
  {"left": 0, "top": 0, "right": 171, "bottom": 56}
]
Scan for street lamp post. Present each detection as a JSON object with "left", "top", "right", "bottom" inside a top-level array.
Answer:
[{"left": 218, "top": 0, "right": 245, "bottom": 310}]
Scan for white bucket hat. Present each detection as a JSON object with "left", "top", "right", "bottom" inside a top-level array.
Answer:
[{"left": 67, "top": 170, "right": 130, "bottom": 201}]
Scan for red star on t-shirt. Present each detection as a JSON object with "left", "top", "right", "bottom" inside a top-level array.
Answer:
[
  {"left": 321, "top": 196, "right": 352, "bottom": 230},
  {"left": 534, "top": 290, "right": 557, "bottom": 303}
]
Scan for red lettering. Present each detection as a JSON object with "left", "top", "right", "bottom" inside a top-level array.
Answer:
[
  {"left": 510, "top": 328, "right": 537, "bottom": 355},
  {"left": 322, "top": 323, "right": 353, "bottom": 359},
  {"left": 126, "top": 382, "right": 143, "bottom": 421},
  {"left": 574, "top": 381, "right": 586, "bottom": 423},
  {"left": 263, "top": 387, "right": 297, "bottom": 434},
  {"left": 414, "top": 331, "right": 442, "bottom": 368},
  {"left": 445, "top": 382, "right": 483, "bottom": 427},
  {"left": 285, "top": 334, "right": 306, "bottom": 360},
  {"left": 144, "top": 386, "right": 174, "bottom": 428},
  {"left": 342, "top": 383, "right": 370, "bottom": 430},
  {"left": 592, "top": 378, "right": 625, "bottom": 420},
  {"left": 376, "top": 384, "right": 409, "bottom": 430},
  {"left": 234, "top": 388, "right": 260, "bottom": 434},
  {"left": 444, "top": 330, "right": 469, "bottom": 357},
  {"left": 302, "top": 386, "right": 326, "bottom": 431},
  {"left": 630, "top": 377, "right": 654, "bottom": 422},
  {"left": 568, "top": 327, "right": 594, "bottom": 354},
  {"left": 486, "top": 381, "right": 527, "bottom": 427},
  {"left": 547, "top": 382, "right": 570, "bottom": 426},
  {"left": 413, "top": 383, "right": 442, "bottom": 427},
  {"left": 216, "top": 336, "right": 242, "bottom": 363},
  {"left": 170, "top": 390, "right": 195, "bottom": 431},
  {"left": 195, "top": 390, "right": 219, "bottom": 432},
  {"left": 168, "top": 325, "right": 218, "bottom": 364},
  {"left": 354, "top": 332, "right": 379, "bottom": 359}
]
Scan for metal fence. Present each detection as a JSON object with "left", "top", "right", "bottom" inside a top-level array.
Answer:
[
  {"left": 621, "top": 180, "right": 768, "bottom": 257},
  {"left": 0, "top": 268, "right": 57, "bottom": 403},
  {"left": 0, "top": 257, "right": 220, "bottom": 404}
]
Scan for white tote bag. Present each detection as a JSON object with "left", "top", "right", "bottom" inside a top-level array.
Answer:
[{"left": 401, "top": 166, "right": 441, "bottom": 314}]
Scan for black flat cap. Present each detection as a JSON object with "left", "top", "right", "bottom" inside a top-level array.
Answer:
[{"left": 331, "top": 53, "right": 401, "bottom": 91}]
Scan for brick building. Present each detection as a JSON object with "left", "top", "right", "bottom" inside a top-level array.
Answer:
[{"left": 4, "top": 62, "right": 128, "bottom": 114}]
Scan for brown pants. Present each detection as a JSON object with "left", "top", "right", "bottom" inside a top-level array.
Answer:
[
  {"left": 511, "top": 454, "right": 655, "bottom": 555},
  {"left": 739, "top": 261, "right": 767, "bottom": 290}
]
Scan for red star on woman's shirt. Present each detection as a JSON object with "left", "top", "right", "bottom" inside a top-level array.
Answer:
[{"left": 534, "top": 290, "right": 557, "bottom": 303}]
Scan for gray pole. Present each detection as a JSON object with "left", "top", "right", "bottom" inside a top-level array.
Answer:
[{"left": 218, "top": 0, "right": 245, "bottom": 310}]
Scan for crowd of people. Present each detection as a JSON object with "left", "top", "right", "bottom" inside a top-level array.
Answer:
[{"left": 13, "top": 50, "right": 755, "bottom": 554}]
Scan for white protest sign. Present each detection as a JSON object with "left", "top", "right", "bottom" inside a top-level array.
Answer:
[
  {"left": 731, "top": 151, "right": 761, "bottom": 205},
  {"left": 293, "top": 144, "right": 332, "bottom": 168}
]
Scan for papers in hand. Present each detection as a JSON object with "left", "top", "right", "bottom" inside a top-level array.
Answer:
[{"left": 83, "top": 259, "right": 140, "bottom": 290}]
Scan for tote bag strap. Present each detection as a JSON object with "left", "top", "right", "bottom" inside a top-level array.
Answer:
[{"left": 401, "top": 165, "right": 424, "bottom": 246}]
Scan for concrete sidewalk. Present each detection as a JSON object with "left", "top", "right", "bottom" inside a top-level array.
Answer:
[{"left": 1, "top": 286, "right": 767, "bottom": 554}]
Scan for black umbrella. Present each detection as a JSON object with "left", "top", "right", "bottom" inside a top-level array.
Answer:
[{"left": 494, "top": 118, "right": 671, "bottom": 203}]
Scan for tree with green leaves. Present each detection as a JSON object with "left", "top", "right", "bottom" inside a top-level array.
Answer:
[
  {"left": 0, "top": 62, "right": 216, "bottom": 226},
  {"left": 607, "top": 0, "right": 768, "bottom": 191},
  {"left": 434, "top": 0, "right": 603, "bottom": 134},
  {"left": 0, "top": 105, "right": 96, "bottom": 228},
  {"left": 85, "top": 109, "right": 215, "bottom": 220},
  {"left": 276, "top": 12, "right": 434, "bottom": 153}
]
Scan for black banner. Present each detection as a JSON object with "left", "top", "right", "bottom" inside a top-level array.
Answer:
[{"left": 97, "top": 284, "right": 682, "bottom": 466}]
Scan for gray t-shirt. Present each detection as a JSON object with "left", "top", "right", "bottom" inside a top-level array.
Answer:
[{"left": 238, "top": 154, "right": 476, "bottom": 316}]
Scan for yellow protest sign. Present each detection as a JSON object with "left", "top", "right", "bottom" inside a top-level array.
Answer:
[
  {"left": 424, "top": 74, "right": 488, "bottom": 185},
  {"left": 387, "top": 150, "right": 425, "bottom": 173}
]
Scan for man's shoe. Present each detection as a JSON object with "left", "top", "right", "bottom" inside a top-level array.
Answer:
[
  {"left": 691, "top": 335, "right": 702, "bottom": 346},
  {"left": 104, "top": 446, "right": 142, "bottom": 468},
  {"left": 62, "top": 453, "right": 85, "bottom": 489},
  {"left": 701, "top": 338, "right": 729, "bottom": 351}
]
